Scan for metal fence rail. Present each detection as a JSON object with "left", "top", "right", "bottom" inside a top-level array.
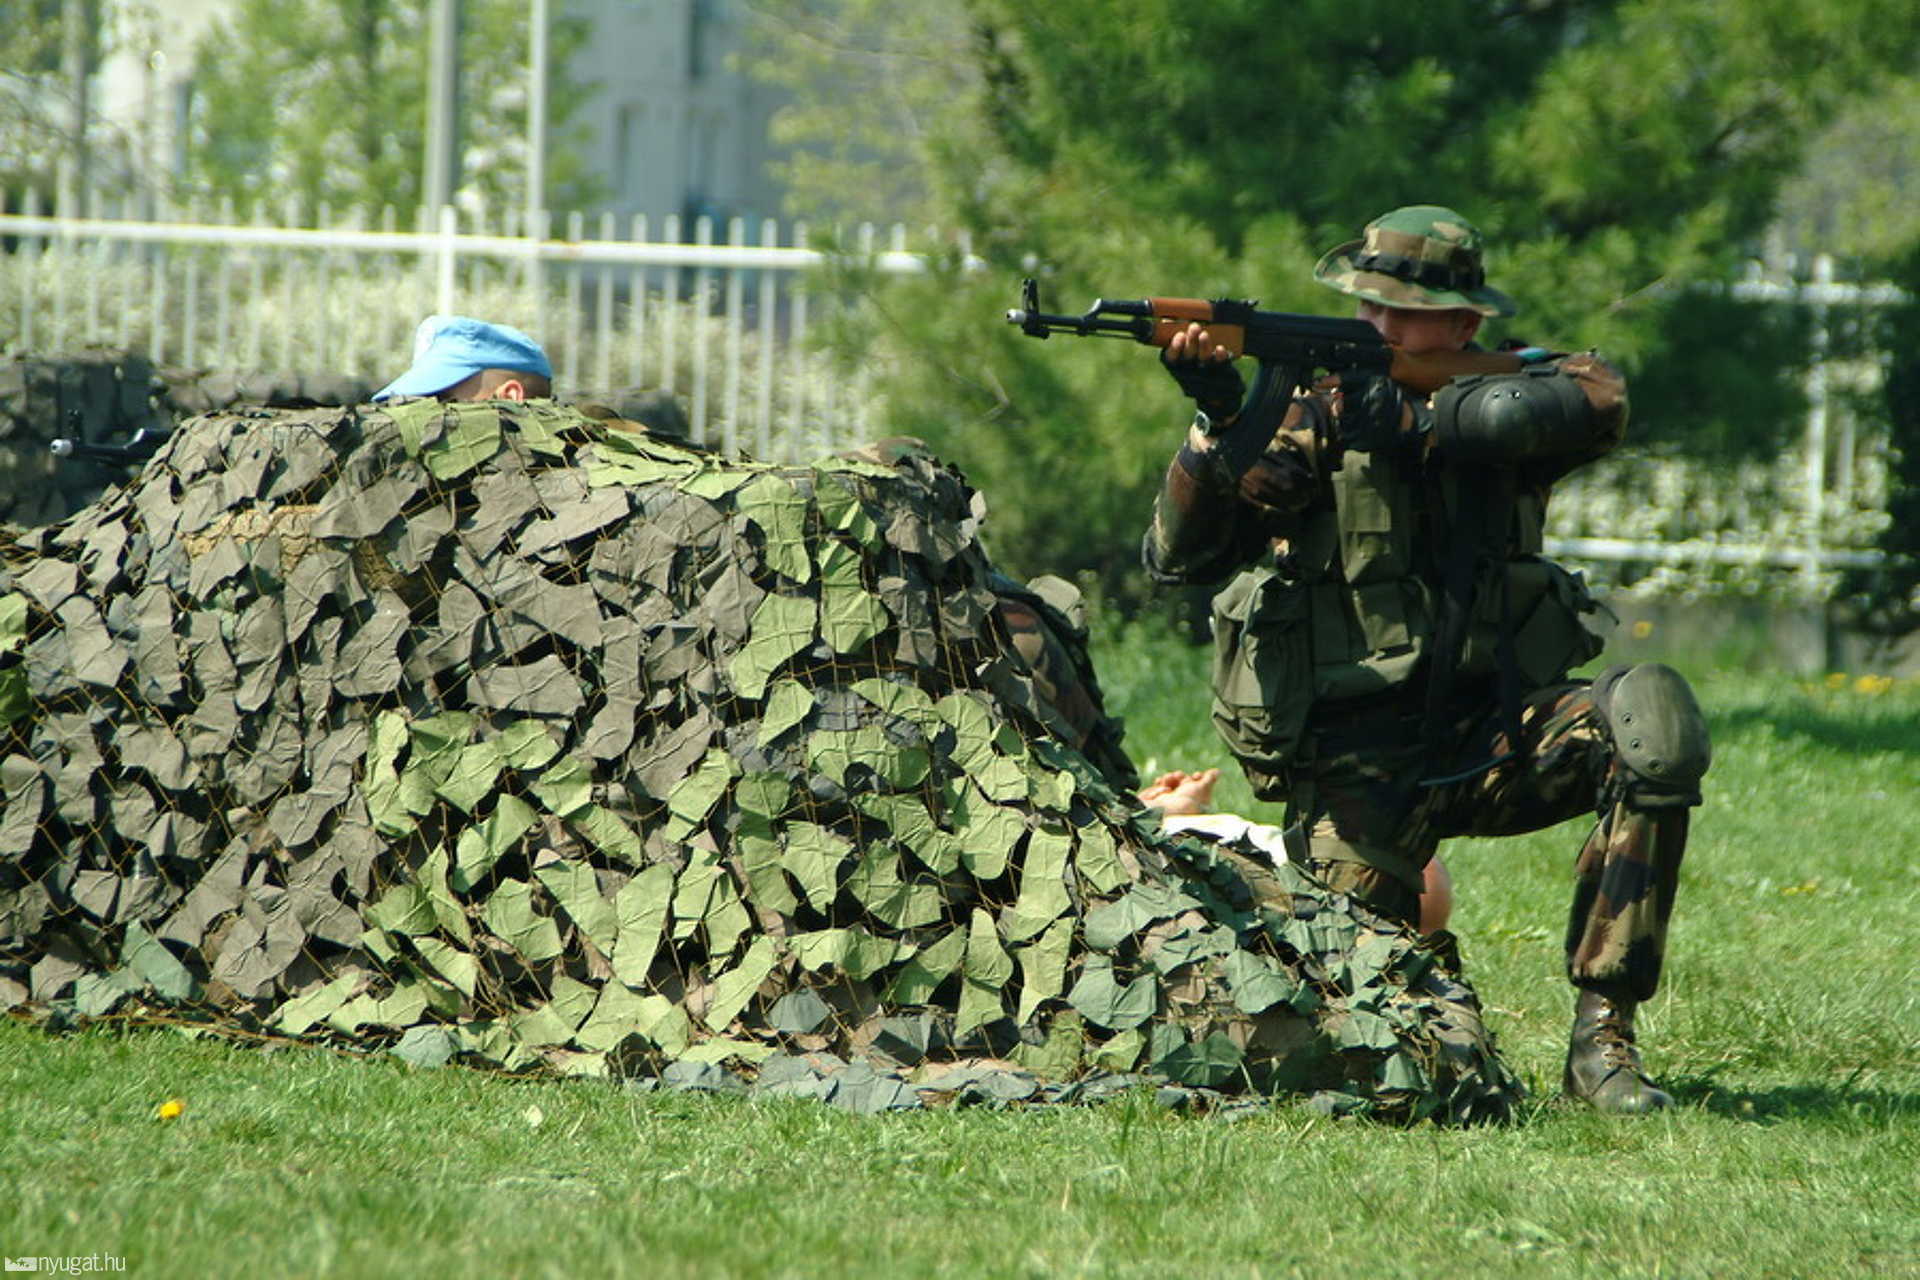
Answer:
[{"left": 1545, "top": 535, "right": 1887, "bottom": 572}]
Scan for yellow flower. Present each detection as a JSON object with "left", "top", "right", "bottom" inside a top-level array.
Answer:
[
  {"left": 1854, "top": 674, "right": 1893, "bottom": 695},
  {"left": 1824, "top": 672, "right": 1848, "bottom": 690},
  {"left": 1630, "top": 619, "right": 1654, "bottom": 639},
  {"left": 156, "top": 1098, "right": 185, "bottom": 1122}
]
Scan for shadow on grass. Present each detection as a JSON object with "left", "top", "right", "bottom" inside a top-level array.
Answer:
[
  {"left": 1715, "top": 703, "right": 1920, "bottom": 759},
  {"left": 1668, "top": 1074, "right": 1920, "bottom": 1123}
]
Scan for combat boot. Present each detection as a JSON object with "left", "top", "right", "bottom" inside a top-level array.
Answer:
[{"left": 1564, "top": 990, "right": 1672, "bottom": 1114}]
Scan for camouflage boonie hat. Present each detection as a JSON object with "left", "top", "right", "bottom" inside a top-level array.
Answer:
[{"left": 1313, "top": 205, "right": 1517, "bottom": 318}]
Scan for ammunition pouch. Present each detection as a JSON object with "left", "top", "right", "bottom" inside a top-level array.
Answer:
[
  {"left": 1590, "top": 663, "right": 1710, "bottom": 806},
  {"left": 1460, "top": 556, "right": 1610, "bottom": 690},
  {"left": 1209, "top": 567, "right": 1313, "bottom": 801},
  {"left": 1432, "top": 366, "right": 1593, "bottom": 461}
]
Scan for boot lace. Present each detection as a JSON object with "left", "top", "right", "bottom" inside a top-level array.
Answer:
[{"left": 1592, "top": 1002, "right": 1644, "bottom": 1074}]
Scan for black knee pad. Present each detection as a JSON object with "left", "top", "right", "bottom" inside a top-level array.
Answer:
[
  {"left": 1431, "top": 366, "right": 1595, "bottom": 460},
  {"left": 1590, "top": 663, "right": 1710, "bottom": 805}
]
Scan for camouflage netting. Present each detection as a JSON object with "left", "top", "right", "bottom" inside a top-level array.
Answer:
[
  {"left": 0, "top": 399, "right": 1520, "bottom": 1122},
  {"left": 0, "top": 347, "right": 695, "bottom": 531}
]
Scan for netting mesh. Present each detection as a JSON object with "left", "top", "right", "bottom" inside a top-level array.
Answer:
[{"left": 0, "top": 400, "right": 1518, "bottom": 1121}]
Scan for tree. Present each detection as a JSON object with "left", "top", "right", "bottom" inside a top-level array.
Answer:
[
  {"left": 743, "top": 0, "right": 1920, "bottom": 601},
  {"left": 739, "top": 0, "right": 984, "bottom": 228},
  {"left": 1774, "top": 71, "right": 1920, "bottom": 268},
  {"left": 182, "top": 0, "right": 600, "bottom": 219},
  {"left": 0, "top": 0, "right": 129, "bottom": 202}
]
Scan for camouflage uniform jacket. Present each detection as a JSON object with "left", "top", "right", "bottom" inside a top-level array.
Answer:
[{"left": 1143, "top": 350, "right": 1629, "bottom": 796}]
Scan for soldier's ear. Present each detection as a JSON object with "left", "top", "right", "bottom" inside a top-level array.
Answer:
[{"left": 496, "top": 377, "right": 528, "bottom": 402}]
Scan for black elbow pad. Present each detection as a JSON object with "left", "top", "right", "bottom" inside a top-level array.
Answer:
[{"left": 1431, "top": 366, "right": 1593, "bottom": 460}]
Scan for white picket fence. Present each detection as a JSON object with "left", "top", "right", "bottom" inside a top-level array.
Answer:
[
  {"left": 1538, "top": 256, "right": 1907, "bottom": 596},
  {"left": 0, "top": 192, "right": 973, "bottom": 461}
]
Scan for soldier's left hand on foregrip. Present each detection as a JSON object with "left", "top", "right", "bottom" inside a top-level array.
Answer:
[{"left": 1161, "top": 339, "right": 1245, "bottom": 423}]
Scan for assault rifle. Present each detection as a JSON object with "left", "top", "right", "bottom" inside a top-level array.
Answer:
[{"left": 1006, "top": 277, "right": 1523, "bottom": 474}]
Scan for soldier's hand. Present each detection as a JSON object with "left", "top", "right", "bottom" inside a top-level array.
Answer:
[
  {"left": 1334, "top": 374, "right": 1432, "bottom": 456},
  {"left": 1162, "top": 322, "right": 1245, "bottom": 424},
  {"left": 1237, "top": 451, "right": 1317, "bottom": 514},
  {"left": 1137, "top": 767, "right": 1221, "bottom": 816}
]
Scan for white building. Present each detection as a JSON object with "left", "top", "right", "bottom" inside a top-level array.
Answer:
[
  {"left": 568, "top": 0, "right": 787, "bottom": 230},
  {"left": 87, "top": 0, "right": 785, "bottom": 230}
]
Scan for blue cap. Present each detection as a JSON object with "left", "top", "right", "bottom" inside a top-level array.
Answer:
[{"left": 372, "top": 314, "right": 553, "bottom": 401}]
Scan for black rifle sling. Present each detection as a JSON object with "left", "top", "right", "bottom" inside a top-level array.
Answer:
[
  {"left": 1488, "top": 469, "right": 1528, "bottom": 765},
  {"left": 1418, "top": 463, "right": 1523, "bottom": 785}
]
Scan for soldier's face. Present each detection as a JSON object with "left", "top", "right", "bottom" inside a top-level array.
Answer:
[{"left": 1357, "top": 301, "right": 1482, "bottom": 356}]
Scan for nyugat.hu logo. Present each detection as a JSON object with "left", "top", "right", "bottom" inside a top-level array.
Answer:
[{"left": 4, "top": 1260, "right": 37, "bottom": 1272}]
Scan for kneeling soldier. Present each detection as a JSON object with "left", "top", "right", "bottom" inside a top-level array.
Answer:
[{"left": 1143, "top": 206, "right": 1709, "bottom": 1113}]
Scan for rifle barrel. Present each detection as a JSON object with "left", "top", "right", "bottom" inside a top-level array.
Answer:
[
  {"left": 49, "top": 428, "right": 171, "bottom": 466},
  {"left": 1004, "top": 307, "right": 1150, "bottom": 341}
]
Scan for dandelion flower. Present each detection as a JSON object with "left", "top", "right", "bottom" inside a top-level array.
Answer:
[{"left": 156, "top": 1098, "right": 185, "bottom": 1122}]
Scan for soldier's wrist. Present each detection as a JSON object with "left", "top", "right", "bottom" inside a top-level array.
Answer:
[
  {"left": 1176, "top": 431, "right": 1245, "bottom": 495},
  {"left": 1175, "top": 438, "right": 1214, "bottom": 482}
]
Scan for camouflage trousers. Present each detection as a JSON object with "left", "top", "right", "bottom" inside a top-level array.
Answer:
[
  {"left": 1286, "top": 679, "right": 1690, "bottom": 1002},
  {"left": 990, "top": 577, "right": 1140, "bottom": 793}
]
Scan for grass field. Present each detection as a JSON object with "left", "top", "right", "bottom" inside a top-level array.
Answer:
[{"left": 3, "top": 620, "right": 1916, "bottom": 1279}]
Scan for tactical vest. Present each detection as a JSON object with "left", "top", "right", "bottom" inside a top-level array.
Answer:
[{"left": 1209, "top": 448, "right": 1607, "bottom": 799}]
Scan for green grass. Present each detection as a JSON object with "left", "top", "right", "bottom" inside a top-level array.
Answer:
[{"left": 4, "top": 623, "right": 1918, "bottom": 1279}]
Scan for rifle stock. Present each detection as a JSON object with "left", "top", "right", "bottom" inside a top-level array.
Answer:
[{"left": 1391, "top": 348, "right": 1524, "bottom": 395}]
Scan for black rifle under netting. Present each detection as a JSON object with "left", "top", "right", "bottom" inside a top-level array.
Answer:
[{"left": 0, "top": 399, "right": 1519, "bottom": 1121}]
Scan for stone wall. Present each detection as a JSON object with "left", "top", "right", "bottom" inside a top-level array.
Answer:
[{"left": 1602, "top": 595, "right": 1920, "bottom": 679}]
